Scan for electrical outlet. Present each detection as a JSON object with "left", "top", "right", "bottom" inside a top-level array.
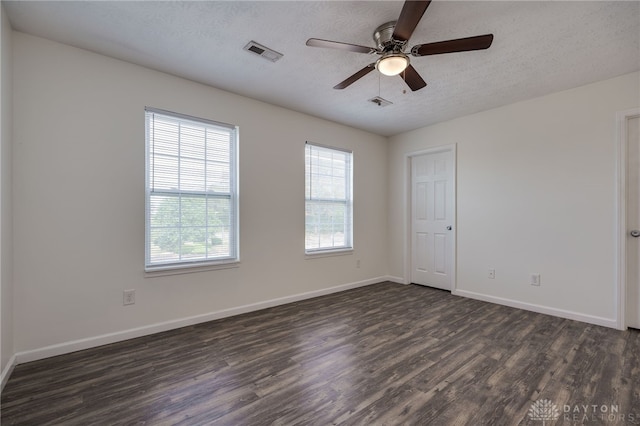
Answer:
[
  {"left": 530, "top": 274, "right": 541, "bottom": 286},
  {"left": 356, "top": 259, "right": 361, "bottom": 268},
  {"left": 123, "top": 289, "right": 135, "bottom": 305},
  {"left": 488, "top": 268, "right": 496, "bottom": 279}
]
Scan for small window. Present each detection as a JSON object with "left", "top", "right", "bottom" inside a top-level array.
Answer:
[
  {"left": 145, "top": 108, "right": 238, "bottom": 271},
  {"left": 305, "top": 143, "right": 353, "bottom": 254}
]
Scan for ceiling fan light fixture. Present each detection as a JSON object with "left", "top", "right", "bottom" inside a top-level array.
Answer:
[{"left": 376, "top": 53, "right": 409, "bottom": 76}]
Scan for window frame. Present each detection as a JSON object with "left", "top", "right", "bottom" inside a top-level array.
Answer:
[
  {"left": 144, "top": 107, "right": 239, "bottom": 273},
  {"left": 304, "top": 142, "right": 353, "bottom": 255}
]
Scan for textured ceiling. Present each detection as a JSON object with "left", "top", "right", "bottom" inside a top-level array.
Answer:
[{"left": 4, "top": 1, "right": 640, "bottom": 136}]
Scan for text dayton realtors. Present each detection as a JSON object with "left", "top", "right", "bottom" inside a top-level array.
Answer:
[{"left": 562, "top": 404, "right": 637, "bottom": 423}]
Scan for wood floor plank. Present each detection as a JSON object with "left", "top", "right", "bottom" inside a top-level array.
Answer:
[{"left": 2, "top": 282, "right": 639, "bottom": 425}]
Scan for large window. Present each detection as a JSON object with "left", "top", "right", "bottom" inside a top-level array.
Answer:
[
  {"left": 305, "top": 143, "right": 353, "bottom": 253},
  {"left": 145, "top": 108, "right": 238, "bottom": 271}
]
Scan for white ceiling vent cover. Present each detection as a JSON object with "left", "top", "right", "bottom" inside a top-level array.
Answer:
[
  {"left": 368, "top": 96, "right": 393, "bottom": 107},
  {"left": 243, "top": 41, "right": 283, "bottom": 62}
]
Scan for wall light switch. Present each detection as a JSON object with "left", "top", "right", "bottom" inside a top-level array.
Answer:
[{"left": 488, "top": 269, "right": 496, "bottom": 279}]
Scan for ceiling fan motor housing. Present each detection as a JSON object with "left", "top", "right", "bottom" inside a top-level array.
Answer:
[{"left": 373, "top": 21, "right": 405, "bottom": 52}]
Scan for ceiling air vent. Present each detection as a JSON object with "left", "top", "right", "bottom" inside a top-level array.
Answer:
[
  {"left": 368, "top": 96, "right": 393, "bottom": 107},
  {"left": 243, "top": 41, "right": 283, "bottom": 62}
]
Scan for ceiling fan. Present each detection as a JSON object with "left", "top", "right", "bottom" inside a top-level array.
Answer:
[{"left": 306, "top": 0, "right": 494, "bottom": 92}]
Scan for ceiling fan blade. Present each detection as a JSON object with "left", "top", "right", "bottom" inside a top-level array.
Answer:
[
  {"left": 411, "top": 34, "right": 494, "bottom": 56},
  {"left": 306, "top": 38, "right": 377, "bottom": 54},
  {"left": 399, "top": 64, "right": 427, "bottom": 91},
  {"left": 392, "top": 1, "right": 431, "bottom": 42},
  {"left": 333, "top": 64, "right": 376, "bottom": 89}
]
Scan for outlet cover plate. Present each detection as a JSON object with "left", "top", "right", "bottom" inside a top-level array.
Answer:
[
  {"left": 530, "top": 274, "right": 541, "bottom": 286},
  {"left": 123, "top": 289, "right": 135, "bottom": 305}
]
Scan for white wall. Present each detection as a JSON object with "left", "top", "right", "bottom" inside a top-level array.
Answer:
[
  {"left": 1, "top": 4, "right": 14, "bottom": 378},
  {"left": 388, "top": 72, "right": 640, "bottom": 327},
  {"left": 12, "top": 32, "right": 389, "bottom": 355}
]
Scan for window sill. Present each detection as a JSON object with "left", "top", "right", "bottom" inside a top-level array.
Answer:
[
  {"left": 145, "top": 261, "right": 240, "bottom": 278},
  {"left": 305, "top": 249, "right": 354, "bottom": 259}
]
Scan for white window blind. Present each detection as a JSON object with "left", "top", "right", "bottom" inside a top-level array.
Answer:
[
  {"left": 305, "top": 143, "right": 353, "bottom": 253},
  {"left": 145, "top": 108, "right": 238, "bottom": 270}
]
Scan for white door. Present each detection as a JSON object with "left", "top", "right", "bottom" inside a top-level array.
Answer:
[
  {"left": 411, "top": 150, "right": 454, "bottom": 290},
  {"left": 627, "top": 115, "right": 640, "bottom": 328}
]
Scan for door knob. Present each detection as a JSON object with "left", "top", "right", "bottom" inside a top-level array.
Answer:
[
  {"left": 446, "top": 226, "right": 452, "bottom": 231},
  {"left": 631, "top": 230, "right": 640, "bottom": 238}
]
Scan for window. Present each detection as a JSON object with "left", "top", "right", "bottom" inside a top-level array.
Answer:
[
  {"left": 145, "top": 108, "right": 238, "bottom": 271},
  {"left": 305, "top": 143, "right": 353, "bottom": 253}
]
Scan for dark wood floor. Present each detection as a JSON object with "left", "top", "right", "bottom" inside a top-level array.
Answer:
[{"left": 2, "top": 282, "right": 639, "bottom": 425}]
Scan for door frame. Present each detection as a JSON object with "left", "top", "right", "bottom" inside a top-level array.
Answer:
[
  {"left": 616, "top": 108, "right": 640, "bottom": 330},
  {"left": 404, "top": 144, "right": 457, "bottom": 290}
]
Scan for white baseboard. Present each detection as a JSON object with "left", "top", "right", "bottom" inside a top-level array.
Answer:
[
  {"left": 15, "top": 277, "right": 388, "bottom": 365},
  {"left": 453, "top": 289, "right": 618, "bottom": 329},
  {"left": 6, "top": 280, "right": 618, "bottom": 383},
  {"left": 1, "top": 353, "right": 17, "bottom": 392}
]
